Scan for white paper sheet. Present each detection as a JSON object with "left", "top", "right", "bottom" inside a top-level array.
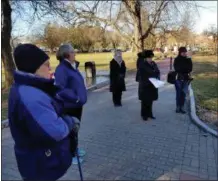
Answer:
[{"left": 149, "top": 78, "right": 165, "bottom": 88}]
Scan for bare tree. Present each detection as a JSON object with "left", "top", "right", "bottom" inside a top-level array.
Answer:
[
  {"left": 65, "top": 0, "right": 199, "bottom": 53},
  {"left": 2, "top": 0, "right": 201, "bottom": 87},
  {"left": 203, "top": 25, "right": 218, "bottom": 43},
  {"left": 1, "top": 0, "right": 70, "bottom": 88},
  {"left": 37, "top": 23, "right": 70, "bottom": 52},
  {"left": 203, "top": 25, "right": 217, "bottom": 54},
  {"left": 68, "top": 26, "right": 98, "bottom": 52},
  {"left": 170, "top": 9, "right": 196, "bottom": 46},
  {"left": 101, "top": 33, "right": 111, "bottom": 49},
  {"left": 109, "top": 32, "right": 122, "bottom": 49},
  {"left": 10, "top": 8, "right": 26, "bottom": 49},
  {"left": 2, "top": 0, "right": 15, "bottom": 88}
]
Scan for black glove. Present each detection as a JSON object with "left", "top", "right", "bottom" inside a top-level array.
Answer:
[
  {"left": 71, "top": 116, "right": 80, "bottom": 134},
  {"left": 52, "top": 99, "right": 80, "bottom": 155},
  {"left": 61, "top": 115, "right": 80, "bottom": 134}
]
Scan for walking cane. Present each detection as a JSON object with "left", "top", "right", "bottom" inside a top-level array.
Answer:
[
  {"left": 74, "top": 117, "right": 83, "bottom": 181},
  {"left": 76, "top": 148, "right": 84, "bottom": 181}
]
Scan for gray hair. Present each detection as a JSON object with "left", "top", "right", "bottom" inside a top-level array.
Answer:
[{"left": 56, "top": 43, "right": 74, "bottom": 61}]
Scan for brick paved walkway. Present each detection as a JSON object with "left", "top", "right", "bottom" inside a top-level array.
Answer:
[{"left": 2, "top": 59, "right": 218, "bottom": 180}]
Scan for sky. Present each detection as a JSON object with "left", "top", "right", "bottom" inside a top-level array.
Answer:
[
  {"left": 194, "top": 1, "right": 217, "bottom": 34},
  {"left": 12, "top": 1, "right": 217, "bottom": 38}
]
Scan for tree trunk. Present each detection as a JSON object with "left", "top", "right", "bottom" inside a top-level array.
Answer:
[
  {"left": 135, "top": 0, "right": 144, "bottom": 52},
  {"left": 134, "top": 23, "right": 144, "bottom": 53},
  {"left": 123, "top": 0, "right": 144, "bottom": 53},
  {"left": 112, "top": 42, "right": 116, "bottom": 49},
  {"left": 1, "top": 0, "right": 15, "bottom": 89},
  {"left": 133, "top": 0, "right": 144, "bottom": 53}
]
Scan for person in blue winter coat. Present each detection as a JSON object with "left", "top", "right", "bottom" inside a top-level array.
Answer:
[
  {"left": 55, "top": 43, "right": 87, "bottom": 165},
  {"left": 8, "top": 44, "right": 80, "bottom": 180}
]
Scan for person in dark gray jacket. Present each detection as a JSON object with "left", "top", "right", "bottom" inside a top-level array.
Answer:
[{"left": 173, "top": 47, "right": 193, "bottom": 113}]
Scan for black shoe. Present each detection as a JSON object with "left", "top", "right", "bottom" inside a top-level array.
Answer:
[
  {"left": 142, "top": 117, "right": 148, "bottom": 121},
  {"left": 176, "top": 107, "right": 180, "bottom": 113},
  {"left": 180, "top": 108, "right": 186, "bottom": 114}
]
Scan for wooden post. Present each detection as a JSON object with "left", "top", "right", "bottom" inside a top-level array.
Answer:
[{"left": 85, "top": 61, "right": 96, "bottom": 78}]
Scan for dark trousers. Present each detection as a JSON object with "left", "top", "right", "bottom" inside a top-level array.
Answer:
[
  {"left": 141, "top": 101, "right": 153, "bottom": 118},
  {"left": 67, "top": 107, "right": 83, "bottom": 121},
  {"left": 69, "top": 107, "right": 83, "bottom": 157},
  {"left": 112, "top": 91, "right": 122, "bottom": 105},
  {"left": 175, "top": 80, "right": 189, "bottom": 108}
]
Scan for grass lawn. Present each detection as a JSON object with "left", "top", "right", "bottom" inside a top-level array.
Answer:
[
  {"left": 49, "top": 52, "right": 137, "bottom": 70},
  {"left": 1, "top": 52, "right": 137, "bottom": 82},
  {"left": 191, "top": 55, "right": 217, "bottom": 127}
]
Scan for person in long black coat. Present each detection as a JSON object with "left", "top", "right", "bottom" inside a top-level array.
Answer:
[
  {"left": 110, "top": 49, "right": 126, "bottom": 106},
  {"left": 138, "top": 50, "right": 160, "bottom": 121},
  {"left": 136, "top": 50, "right": 146, "bottom": 107},
  {"left": 136, "top": 51, "right": 145, "bottom": 82},
  {"left": 173, "top": 47, "right": 193, "bottom": 114}
]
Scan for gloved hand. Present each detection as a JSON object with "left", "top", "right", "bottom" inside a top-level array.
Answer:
[
  {"left": 61, "top": 115, "right": 80, "bottom": 155},
  {"left": 61, "top": 115, "right": 80, "bottom": 134},
  {"left": 71, "top": 116, "right": 80, "bottom": 134}
]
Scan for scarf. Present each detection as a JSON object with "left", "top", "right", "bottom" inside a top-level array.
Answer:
[{"left": 114, "top": 54, "right": 123, "bottom": 66}]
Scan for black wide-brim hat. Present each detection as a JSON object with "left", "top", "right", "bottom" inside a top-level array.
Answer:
[{"left": 142, "top": 50, "right": 154, "bottom": 58}]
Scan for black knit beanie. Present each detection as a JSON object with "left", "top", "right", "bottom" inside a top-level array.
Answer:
[{"left": 14, "top": 44, "right": 49, "bottom": 73}]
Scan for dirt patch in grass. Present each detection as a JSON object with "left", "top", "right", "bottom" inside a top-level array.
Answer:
[{"left": 196, "top": 105, "right": 218, "bottom": 130}]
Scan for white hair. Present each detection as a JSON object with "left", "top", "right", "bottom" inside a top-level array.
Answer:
[
  {"left": 56, "top": 43, "right": 74, "bottom": 61},
  {"left": 113, "top": 49, "right": 122, "bottom": 58}
]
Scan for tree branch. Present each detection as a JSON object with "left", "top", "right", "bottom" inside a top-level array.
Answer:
[
  {"left": 68, "top": 1, "right": 134, "bottom": 46},
  {"left": 141, "top": 0, "right": 169, "bottom": 41}
]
